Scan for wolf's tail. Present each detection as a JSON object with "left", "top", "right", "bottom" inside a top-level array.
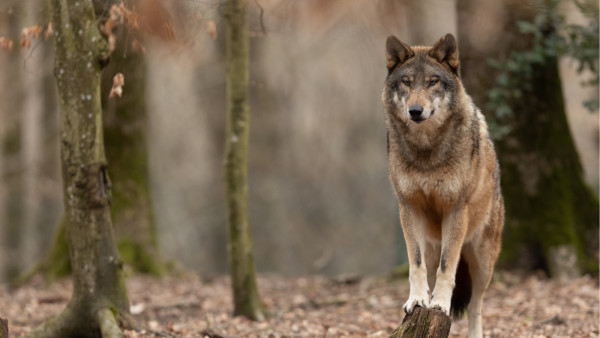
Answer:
[{"left": 450, "top": 255, "right": 471, "bottom": 319}]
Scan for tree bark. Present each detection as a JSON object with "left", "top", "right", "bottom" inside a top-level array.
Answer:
[
  {"left": 457, "top": 0, "right": 599, "bottom": 277},
  {"left": 25, "top": 0, "right": 133, "bottom": 336},
  {"left": 0, "top": 316, "right": 7, "bottom": 338},
  {"left": 390, "top": 307, "right": 451, "bottom": 338},
  {"left": 223, "top": 0, "right": 266, "bottom": 321}
]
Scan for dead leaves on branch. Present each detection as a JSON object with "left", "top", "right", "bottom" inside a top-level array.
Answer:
[
  {"left": 4, "top": 0, "right": 189, "bottom": 54},
  {"left": 0, "top": 37, "right": 13, "bottom": 51},
  {"left": 195, "top": 13, "right": 218, "bottom": 41},
  {"left": 0, "top": 22, "right": 51, "bottom": 51},
  {"left": 3, "top": 1, "right": 175, "bottom": 100},
  {"left": 131, "top": 39, "right": 146, "bottom": 53},
  {"left": 101, "top": 0, "right": 176, "bottom": 53},
  {"left": 99, "top": 0, "right": 175, "bottom": 100},
  {"left": 21, "top": 22, "right": 54, "bottom": 49},
  {"left": 132, "top": 0, "right": 177, "bottom": 41},
  {"left": 207, "top": 20, "right": 217, "bottom": 40},
  {"left": 20, "top": 25, "right": 43, "bottom": 49},
  {"left": 109, "top": 73, "right": 125, "bottom": 99},
  {"left": 45, "top": 22, "right": 53, "bottom": 40}
]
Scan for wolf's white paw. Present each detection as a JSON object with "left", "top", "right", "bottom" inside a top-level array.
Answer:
[
  {"left": 429, "top": 299, "right": 450, "bottom": 316},
  {"left": 405, "top": 268, "right": 430, "bottom": 314},
  {"left": 403, "top": 295, "right": 430, "bottom": 314},
  {"left": 430, "top": 282, "right": 452, "bottom": 316}
]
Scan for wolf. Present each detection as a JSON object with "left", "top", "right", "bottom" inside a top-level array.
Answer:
[{"left": 381, "top": 33, "right": 504, "bottom": 338}]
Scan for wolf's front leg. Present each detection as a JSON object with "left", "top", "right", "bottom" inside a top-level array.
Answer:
[
  {"left": 399, "top": 205, "right": 429, "bottom": 313},
  {"left": 430, "top": 206, "right": 469, "bottom": 315}
]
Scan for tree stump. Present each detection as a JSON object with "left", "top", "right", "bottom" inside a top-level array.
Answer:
[
  {"left": 390, "top": 307, "right": 451, "bottom": 338},
  {"left": 0, "top": 316, "right": 8, "bottom": 338}
]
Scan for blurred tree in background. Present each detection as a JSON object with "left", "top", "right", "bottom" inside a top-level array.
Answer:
[
  {"left": 223, "top": 0, "right": 266, "bottom": 320},
  {"left": 1, "top": 0, "right": 25, "bottom": 282},
  {"left": 102, "top": 9, "right": 169, "bottom": 276},
  {"left": 459, "top": 0, "right": 599, "bottom": 277},
  {"left": 1, "top": 0, "right": 59, "bottom": 283}
]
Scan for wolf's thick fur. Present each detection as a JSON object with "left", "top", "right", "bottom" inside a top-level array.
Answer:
[{"left": 382, "top": 33, "right": 504, "bottom": 338}]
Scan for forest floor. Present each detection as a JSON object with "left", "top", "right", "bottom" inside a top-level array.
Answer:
[{"left": 0, "top": 270, "right": 598, "bottom": 337}]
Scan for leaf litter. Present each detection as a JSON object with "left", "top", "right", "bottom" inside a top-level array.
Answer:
[{"left": 0, "top": 271, "right": 597, "bottom": 337}]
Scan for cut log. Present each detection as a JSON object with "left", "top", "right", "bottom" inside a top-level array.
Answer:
[
  {"left": 390, "top": 307, "right": 451, "bottom": 338},
  {"left": 0, "top": 316, "right": 8, "bottom": 338}
]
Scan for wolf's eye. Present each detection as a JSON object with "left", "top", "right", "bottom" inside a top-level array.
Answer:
[
  {"left": 402, "top": 79, "right": 411, "bottom": 87},
  {"left": 428, "top": 78, "right": 439, "bottom": 87}
]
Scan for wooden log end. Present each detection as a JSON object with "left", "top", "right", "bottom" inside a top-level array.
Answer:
[
  {"left": 390, "top": 307, "right": 451, "bottom": 338},
  {"left": 0, "top": 316, "right": 8, "bottom": 338}
]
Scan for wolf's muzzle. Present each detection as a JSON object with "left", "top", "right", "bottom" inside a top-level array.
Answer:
[
  {"left": 409, "top": 105, "right": 424, "bottom": 117},
  {"left": 409, "top": 105, "right": 426, "bottom": 123}
]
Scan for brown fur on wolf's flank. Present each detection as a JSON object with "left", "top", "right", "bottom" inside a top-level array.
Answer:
[{"left": 382, "top": 33, "right": 504, "bottom": 334}]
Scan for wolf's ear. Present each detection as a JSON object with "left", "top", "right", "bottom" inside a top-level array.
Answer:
[
  {"left": 386, "top": 35, "right": 414, "bottom": 72},
  {"left": 429, "top": 33, "right": 460, "bottom": 76}
]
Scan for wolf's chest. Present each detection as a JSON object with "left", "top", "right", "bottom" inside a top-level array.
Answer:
[{"left": 394, "top": 169, "right": 464, "bottom": 208}]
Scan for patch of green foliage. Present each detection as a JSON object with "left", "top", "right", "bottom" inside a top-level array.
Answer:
[{"left": 487, "top": 0, "right": 599, "bottom": 139}]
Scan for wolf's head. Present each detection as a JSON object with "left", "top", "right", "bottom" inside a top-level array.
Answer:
[{"left": 382, "top": 34, "right": 463, "bottom": 128}]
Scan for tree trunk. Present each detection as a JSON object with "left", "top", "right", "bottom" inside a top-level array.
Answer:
[
  {"left": 21, "top": 0, "right": 48, "bottom": 274},
  {"left": 457, "top": 0, "right": 599, "bottom": 277},
  {"left": 223, "top": 0, "right": 266, "bottom": 321},
  {"left": 24, "top": 0, "right": 169, "bottom": 281},
  {"left": 25, "top": 0, "right": 133, "bottom": 336},
  {"left": 1, "top": 0, "right": 25, "bottom": 282},
  {"left": 498, "top": 56, "right": 599, "bottom": 277},
  {"left": 390, "top": 307, "right": 451, "bottom": 338},
  {"left": 101, "top": 20, "right": 167, "bottom": 275}
]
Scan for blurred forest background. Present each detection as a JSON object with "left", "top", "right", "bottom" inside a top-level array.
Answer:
[{"left": 0, "top": 0, "right": 597, "bottom": 283}]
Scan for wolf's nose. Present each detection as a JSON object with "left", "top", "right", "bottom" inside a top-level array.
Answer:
[{"left": 409, "top": 105, "right": 424, "bottom": 117}]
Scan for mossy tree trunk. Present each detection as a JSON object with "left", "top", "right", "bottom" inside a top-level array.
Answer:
[
  {"left": 497, "top": 57, "right": 599, "bottom": 277},
  {"left": 101, "top": 20, "right": 167, "bottom": 275},
  {"left": 458, "top": 0, "right": 599, "bottom": 277},
  {"left": 25, "top": 0, "right": 133, "bottom": 336},
  {"left": 27, "top": 0, "right": 168, "bottom": 280},
  {"left": 390, "top": 307, "right": 451, "bottom": 338},
  {"left": 223, "top": 0, "right": 267, "bottom": 321}
]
